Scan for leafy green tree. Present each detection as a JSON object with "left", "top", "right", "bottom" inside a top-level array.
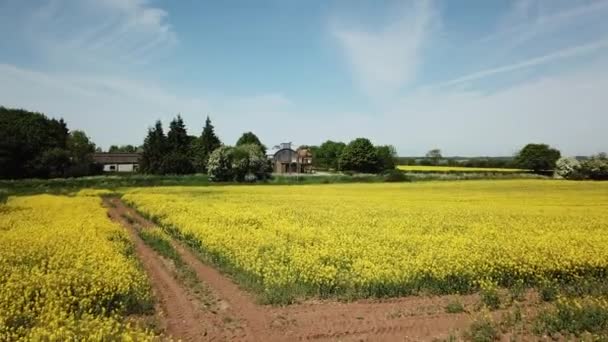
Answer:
[
  {"left": 314, "top": 140, "right": 346, "bottom": 170},
  {"left": 339, "top": 138, "right": 380, "bottom": 173},
  {"left": 236, "top": 132, "right": 266, "bottom": 154},
  {"left": 375, "top": 145, "right": 397, "bottom": 171},
  {"left": 515, "top": 143, "right": 561, "bottom": 173},
  {"left": 140, "top": 120, "right": 168, "bottom": 174},
  {"left": 231, "top": 144, "right": 270, "bottom": 182},
  {"left": 425, "top": 149, "right": 442, "bottom": 166},
  {"left": 207, "top": 144, "right": 270, "bottom": 182},
  {"left": 64, "top": 130, "right": 99, "bottom": 177},
  {"left": 580, "top": 153, "right": 608, "bottom": 180},
  {"left": 193, "top": 116, "right": 222, "bottom": 172},
  {"left": 67, "top": 130, "right": 96, "bottom": 164},
  {"left": 37, "top": 147, "right": 72, "bottom": 178},
  {"left": 0, "top": 107, "right": 70, "bottom": 179}
]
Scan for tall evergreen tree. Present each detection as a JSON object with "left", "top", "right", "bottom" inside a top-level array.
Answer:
[
  {"left": 140, "top": 120, "right": 167, "bottom": 174},
  {"left": 194, "top": 116, "right": 222, "bottom": 172},
  {"left": 163, "top": 115, "right": 194, "bottom": 174},
  {"left": 166, "top": 115, "right": 190, "bottom": 152}
]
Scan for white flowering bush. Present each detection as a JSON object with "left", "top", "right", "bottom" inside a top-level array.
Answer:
[{"left": 555, "top": 157, "right": 581, "bottom": 179}]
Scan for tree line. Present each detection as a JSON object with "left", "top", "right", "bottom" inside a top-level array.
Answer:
[
  {"left": 138, "top": 116, "right": 396, "bottom": 179},
  {"left": 306, "top": 139, "right": 396, "bottom": 173},
  {"left": 1, "top": 106, "right": 606, "bottom": 180},
  {"left": 138, "top": 115, "right": 272, "bottom": 181}
]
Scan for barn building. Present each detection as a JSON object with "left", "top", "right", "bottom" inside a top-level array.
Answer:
[
  {"left": 269, "top": 143, "right": 313, "bottom": 174},
  {"left": 92, "top": 153, "right": 141, "bottom": 173}
]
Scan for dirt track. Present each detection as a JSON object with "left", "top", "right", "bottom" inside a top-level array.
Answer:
[{"left": 106, "top": 197, "right": 485, "bottom": 341}]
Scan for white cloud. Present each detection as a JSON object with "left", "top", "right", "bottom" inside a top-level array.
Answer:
[{"left": 330, "top": 0, "right": 437, "bottom": 99}]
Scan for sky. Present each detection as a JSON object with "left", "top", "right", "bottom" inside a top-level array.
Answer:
[{"left": 0, "top": 0, "right": 607, "bottom": 156}]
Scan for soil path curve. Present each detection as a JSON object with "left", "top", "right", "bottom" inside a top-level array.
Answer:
[{"left": 107, "top": 197, "right": 500, "bottom": 341}]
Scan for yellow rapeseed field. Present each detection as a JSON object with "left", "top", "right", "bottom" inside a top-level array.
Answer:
[
  {"left": 398, "top": 165, "right": 524, "bottom": 172},
  {"left": 123, "top": 180, "right": 608, "bottom": 301},
  {"left": 0, "top": 194, "right": 154, "bottom": 341}
]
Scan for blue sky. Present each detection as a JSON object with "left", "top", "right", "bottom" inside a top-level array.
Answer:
[{"left": 0, "top": 0, "right": 607, "bottom": 156}]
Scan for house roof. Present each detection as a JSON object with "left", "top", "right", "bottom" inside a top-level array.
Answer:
[{"left": 92, "top": 153, "right": 141, "bottom": 164}]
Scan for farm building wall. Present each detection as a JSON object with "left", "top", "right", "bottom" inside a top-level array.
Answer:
[{"left": 102, "top": 164, "right": 138, "bottom": 172}]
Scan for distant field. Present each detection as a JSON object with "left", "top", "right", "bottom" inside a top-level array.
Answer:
[
  {"left": 124, "top": 180, "right": 608, "bottom": 303},
  {"left": 398, "top": 165, "right": 525, "bottom": 172}
]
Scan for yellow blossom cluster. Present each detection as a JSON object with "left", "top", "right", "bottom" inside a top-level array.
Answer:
[
  {"left": 123, "top": 180, "right": 608, "bottom": 299},
  {"left": 0, "top": 194, "right": 155, "bottom": 341}
]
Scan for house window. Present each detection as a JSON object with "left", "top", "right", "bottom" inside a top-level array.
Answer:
[{"left": 109, "top": 165, "right": 116, "bottom": 171}]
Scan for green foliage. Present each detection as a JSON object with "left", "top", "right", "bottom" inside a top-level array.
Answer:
[
  {"left": 0, "top": 190, "right": 7, "bottom": 204},
  {"left": 580, "top": 153, "right": 608, "bottom": 180},
  {"left": 533, "top": 298, "right": 608, "bottom": 336},
  {"left": 425, "top": 148, "right": 443, "bottom": 165},
  {"left": 236, "top": 132, "right": 266, "bottom": 154},
  {"left": 555, "top": 154, "right": 608, "bottom": 181},
  {"left": 163, "top": 115, "right": 194, "bottom": 174},
  {"left": 207, "top": 144, "right": 270, "bottom": 182},
  {"left": 160, "top": 152, "right": 195, "bottom": 175},
  {"left": 540, "top": 282, "right": 558, "bottom": 302},
  {"left": 465, "top": 315, "right": 498, "bottom": 342},
  {"left": 313, "top": 140, "right": 346, "bottom": 170},
  {"left": 64, "top": 130, "right": 101, "bottom": 177},
  {"left": 37, "top": 147, "right": 72, "bottom": 178},
  {"left": 108, "top": 145, "right": 138, "bottom": 153},
  {"left": 375, "top": 145, "right": 397, "bottom": 171},
  {"left": 445, "top": 300, "right": 465, "bottom": 313},
  {"left": 231, "top": 144, "right": 270, "bottom": 182},
  {"left": 480, "top": 283, "right": 501, "bottom": 310},
  {"left": 67, "top": 130, "right": 96, "bottom": 164},
  {"left": 140, "top": 120, "right": 168, "bottom": 174},
  {"left": 515, "top": 143, "right": 561, "bottom": 173},
  {"left": 339, "top": 138, "right": 381, "bottom": 173},
  {"left": 382, "top": 170, "right": 411, "bottom": 182},
  {"left": 166, "top": 115, "right": 190, "bottom": 153},
  {"left": 139, "top": 229, "right": 181, "bottom": 263},
  {"left": 508, "top": 279, "right": 526, "bottom": 302},
  {"left": 0, "top": 106, "right": 72, "bottom": 179},
  {"left": 193, "top": 116, "right": 221, "bottom": 173}
]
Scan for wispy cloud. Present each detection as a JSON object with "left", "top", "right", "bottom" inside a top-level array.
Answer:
[
  {"left": 481, "top": 0, "right": 608, "bottom": 46},
  {"left": 330, "top": 0, "right": 437, "bottom": 99},
  {"left": 433, "top": 38, "right": 608, "bottom": 88},
  {"left": 23, "top": 0, "right": 176, "bottom": 68}
]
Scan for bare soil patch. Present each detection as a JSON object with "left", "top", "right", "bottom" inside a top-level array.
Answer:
[{"left": 107, "top": 197, "right": 538, "bottom": 341}]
